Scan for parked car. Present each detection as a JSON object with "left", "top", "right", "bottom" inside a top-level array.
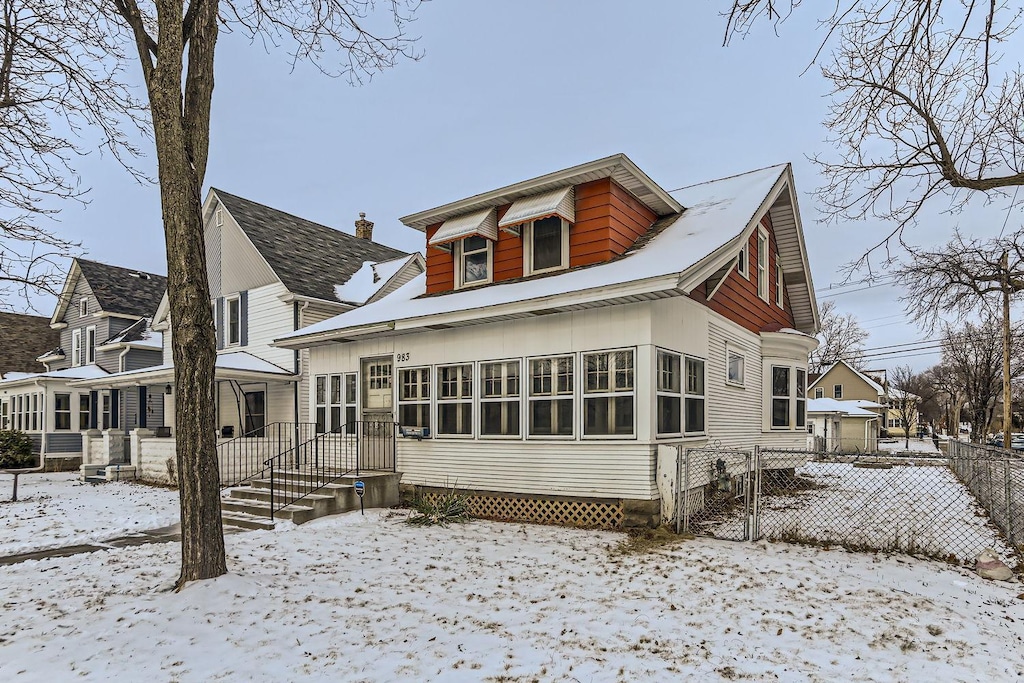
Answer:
[{"left": 989, "top": 433, "right": 1024, "bottom": 451}]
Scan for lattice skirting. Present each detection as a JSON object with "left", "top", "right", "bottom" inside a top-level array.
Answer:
[{"left": 420, "top": 490, "right": 625, "bottom": 529}]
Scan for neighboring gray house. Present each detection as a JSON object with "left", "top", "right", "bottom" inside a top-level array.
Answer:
[
  {"left": 0, "top": 259, "right": 166, "bottom": 467},
  {"left": 0, "top": 312, "right": 60, "bottom": 378}
]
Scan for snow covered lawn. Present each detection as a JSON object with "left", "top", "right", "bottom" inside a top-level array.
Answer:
[
  {"left": 0, "top": 473, "right": 180, "bottom": 555},
  {"left": 878, "top": 438, "right": 942, "bottom": 455},
  {"left": 1, "top": 510, "right": 1021, "bottom": 682}
]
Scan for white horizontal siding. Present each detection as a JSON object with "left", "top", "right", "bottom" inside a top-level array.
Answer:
[
  {"left": 705, "top": 319, "right": 763, "bottom": 450},
  {"left": 397, "top": 440, "right": 657, "bottom": 500},
  {"left": 234, "top": 282, "right": 294, "bottom": 369}
]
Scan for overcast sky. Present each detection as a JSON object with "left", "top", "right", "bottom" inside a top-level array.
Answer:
[{"left": 28, "top": 0, "right": 1024, "bottom": 371}]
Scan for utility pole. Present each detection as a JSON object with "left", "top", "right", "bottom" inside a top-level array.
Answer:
[{"left": 1001, "top": 250, "right": 1012, "bottom": 451}]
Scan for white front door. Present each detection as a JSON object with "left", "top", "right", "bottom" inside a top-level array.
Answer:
[{"left": 361, "top": 356, "right": 393, "bottom": 420}]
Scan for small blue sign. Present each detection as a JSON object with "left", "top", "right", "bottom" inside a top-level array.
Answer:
[{"left": 354, "top": 480, "right": 365, "bottom": 497}]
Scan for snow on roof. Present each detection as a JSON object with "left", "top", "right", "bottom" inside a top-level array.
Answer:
[
  {"left": 848, "top": 399, "right": 885, "bottom": 410},
  {"left": 807, "top": 398, "right": 879, "bottom": 417},
  {"left": 278, "top": 164, "right": 789, "bottom": 344},
  {"left": 72, "top": 352, "right": 293, "bottom": 384},
  {"left": 333, "top": 256, "right": 412, "bottom": 305},
  {"left": 0, "top": 365, "right": 109, "bottom": 387}
]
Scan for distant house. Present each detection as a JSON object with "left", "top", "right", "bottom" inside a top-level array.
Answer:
[
  {"left": 0, "top": 259, "right": 166, "bottom": 468},
  {"left": 808, "top": 360, "right": 919, "bottom": 439},
  {"left": 0, "top": 312, "right": 60, "bottom": 378},
  {"left": 807, "top": 397, "right": 880, "bottom": 452},
  {"left": 276, "top": 153, "right": 821, "bottom": 527},
  {"left": 72, "top": 189, "right": 421, "bottom": 480}
]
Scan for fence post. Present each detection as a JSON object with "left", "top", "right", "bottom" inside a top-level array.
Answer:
[
  {"left": 750, "top": 446, "right": 761, "bottom": 541},
  {"left": 674, "top": 445, "right": 683, "bottom": 534},
  {"left": 681, "top": 447, "right": 691, "bottom": 536},
  {"left": 1005, "top": 460, "right": 1014, "bottom": 545}
]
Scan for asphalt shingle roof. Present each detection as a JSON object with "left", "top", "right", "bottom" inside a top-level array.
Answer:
[
  {"left": 213, "top": 190, "right": 410, "bottom": 303},
  {"left": 76, "top": 259, "right": 167, "bottom": 317}
]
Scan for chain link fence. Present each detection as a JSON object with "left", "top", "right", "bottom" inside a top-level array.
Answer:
[{"left": 675, "top": 445, "right": 1022, "bottom": 567}]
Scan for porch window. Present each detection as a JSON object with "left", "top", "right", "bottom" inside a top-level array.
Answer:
[
  {"left": 315, "top": 374, "right": 357, "bottom": 434},
  {"left": 583, "top": 350, "right": 634, "bottom": 437},
  {"left": 85, "top": 325, "right": 96, "bottom": 364},
  {"left": 315, "top": 375, "right": 327, "bottom": 433},
  {"left": 528, "top": 355, "right": 573, "bottom": 437},
  {"left": 102, "top": 392, "right": 111, "bottom": 430},
  {"left": 796, "top": 369, "right": 806, "bottom": 428},
  {"left": 79, "top": 395, "right": 90, "bottom": 431},
  {"left": 1, "top": 400, "right": 7, "bottom": 430},
  {"left": 757, "top": 229, "right": 769, "bottom": 301},
  {"left": 345, "top": 374, "right": 357, "bottom": 428},
  {"left": 437, "top": 364, "right": 472, "bottom": 436},
  {"left": 329, "top": 374, "right": 343, "bottom": 431},
  {"left": 684, "top": 357, "right": 706, "bottom": 434},
  {"left": 457, "top": 236, "right": 491, "bottom": 288},
  {"left": 656, "top": 350, "right": 681, "bottom": 436},
  {"left": 31, "top": 393, "right": 40, "bottom": 431},
  {"left": 54, "top": 393, "right": 71, "bottom": 430},
  {"left": 525, "top": 217, "right": 569, "bottom": 275},
  {"left": 398, "top": 367, "right": 431, "bottom": 432},
  {"left": 772, "top": 366, "right": 791, "bottom": 428},
  {"left": 226, "top": 296, "right": 241, "bottom": 345},
  {"left": 72, "top": 329, "right": 82, "bottom": 367},
  {"left": 244, "top": 390, "right": 265, "bottom": 436},
  {"left": 480, "top": 360, "right": 520, "bottom": 437}
]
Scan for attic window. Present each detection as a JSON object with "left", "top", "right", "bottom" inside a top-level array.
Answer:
[
  {"left": 79, "top": 298, "right": 88, "bottom": 317},
  {"left": 216, "top": 207, "right": 223, "bottom": 227},
  {"left": 736, "top": 242, "right": 749, "bottom": 278}
]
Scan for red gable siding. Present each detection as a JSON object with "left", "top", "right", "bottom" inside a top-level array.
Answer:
[
  {"left": 690, "top": 214, "right": 795, "bottom": 333},
  {"left": 423, "top": 179, "right": 658, "bottom": 294}
]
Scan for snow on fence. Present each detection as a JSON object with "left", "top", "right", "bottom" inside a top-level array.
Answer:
[{"left": 674, "top": 445, "right": 1021, "bottom": 565}]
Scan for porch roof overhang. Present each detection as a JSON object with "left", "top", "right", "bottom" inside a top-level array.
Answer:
[{"left": 67, "top": 351, "right": 297, "bottom": 390}]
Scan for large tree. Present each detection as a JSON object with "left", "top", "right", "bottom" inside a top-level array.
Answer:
[
  {"left": 0, "top": 0, "right": 148, "bottom": 308},
  {"left": 887, "top": 364, "right": 934, "bottom": 450},
  {"left": 101, "top": 0, "right": 420, "bottom": 586},
  {"left": 809, "top": 299, "right": 869, "bottom": 372},
  {"left": 724, "top": 2, "right": 1024, "bottom": 243}
]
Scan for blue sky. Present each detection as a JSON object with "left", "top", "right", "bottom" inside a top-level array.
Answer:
[{"left": 33, "top": 0, "right": 1024, "bottom": 370}]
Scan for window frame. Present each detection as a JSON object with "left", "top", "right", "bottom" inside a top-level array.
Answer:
[
  {"left": 85, "top": 325, "right": 96, "bottom": 365},
  {"left": 736, "top": 241, "right": 749, "bottom": 279},
  {"left": 726, "top": 345, "right": 745, "bottom": 387},
  {"left": 524, "top": 217, "right": 570, "bottom": 277},
  {"left": 79, "top": 298, "right": 88, "bottom": 318},
  {"left": 54, "top": 393, "right": 72, "bottom": 431},
  {"left": 436, "top": 363, "right": 474, "bottom": 438},
  {"left": 656, "top": 349, "right": 682, "bottom": 438},
  {"left": 796, "top": 369, "right": 806, "bottom": 428},
  {"left": 814, "top": 387, "right": 824, "bottom": 399},
  {"left": 71, "top": 328, "right": 82, "bottom": 367},
  {"left": 757, "top": 228, "right": 769, "bottom": 301},
  {"left": 226, "top": 295, "right": 241, "bottom": 346},
  {"left": 454, "top": 236, "right": 493, "bottom": 290},
  {"left": 582, "top": 348, "right": 636, "bottom": 440},
  {"left": 833, "top": 384, "right": 843, "bottom": 399},
  {"left": 684, "top": 356, "right": 706, "bottom": 436},
  {"left": 527, "top": 354, "right": 575, "bottom": 439},
  {"left": 776, "top": 261, "right": 785, "bottom": 308},
  {"left": 479, "top": 359, "right": 522, "bottom": 439},
  {"left": 79, "top": 394, "right": 91, "bottom": 431},
  {"left": 771, "top": 365, "right": 792, "bottom": 429},
  {"left": 398, "top": 366, "right": 432, "bottom": 436}
]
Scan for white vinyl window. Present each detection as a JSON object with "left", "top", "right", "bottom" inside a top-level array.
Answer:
[
  {"left": 656, "top": 350, "right": 681, "bottom": 436},
  {"left": 226, "top": 296, "right": 241, "bottom": 345},
  {"left": 54, "top": 393, "right": 72, "bottom": 430},
  {"left": 833, "top": 384, "right": 843, "bottom": 399},
  {"left": 776, "top": 262, "right": 785, "bottom": 307},
  {"left": 79, "top": 395, "right": 91, "bottom": 431},
  {"left": 314, "top": 375, "right": 327, "bottom": 433},
  {"left": 583, "top": 350, "right": 634, "bottom": 437},
  {"left": 85, "top": 325, "right": 96, "bottom": 364},
  {"left": 528, "top": 355, "right": 574, "bottom": 437},
  {"left": 457, "top": 236, "right": 491, "bottom": 288},
  {"left": 726, "top": 347, "right": 745, "bottom": 387},
  {"left": 437, "top": 364, "right": 473, "bottom": 436},
  {"left": 480, "top": 360, "right": 520, "bottom": 437},
  {"left": 814, "top": 387, "right": 824, "bottom": 399},
  {"left": 796, "top": 369, "right": 807, "bottom": 428},
  {"left": 71, "top": 329, "right": 82, "bottom": 367},
  {"left": 79, "top": 298, "right": 88, "bottom": 317},
  {"left": 684, "top": 357, "right": 706, "bottom": 434},
  {"left": 772, "top": 366, "right": 791, "bottom": 428},
  {"left": 215, "top": 207, "right": 224, "bottom": 227},
  {"left": 757, "top": 229, "right": 769, "bottom": 301},
  {"left": 525, "top": 216, "right": 569, "bottom": 275},
  {"left": 398, "top": 367, "right": 431, "bottom": 433},
  {"left": 736, "top": 241, "right": 749, "bottom": 278},
  {"left": 314, "top": 373, "right": 357, "bottom": 434}
]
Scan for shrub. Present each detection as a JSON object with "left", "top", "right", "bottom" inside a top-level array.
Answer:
[
  {"left": 0, "top": 430, "right": 35, "bottom": 469},
  {"left": 407, "top": 484, "right": 471, "bottom": 527}
]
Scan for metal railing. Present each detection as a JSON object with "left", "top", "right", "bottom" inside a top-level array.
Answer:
[
  {"left": 265, "top": 420, "right": 397, "bottom": 519},
  {"left": 217, "top": 422, "right": 317, "bottom": 488}
]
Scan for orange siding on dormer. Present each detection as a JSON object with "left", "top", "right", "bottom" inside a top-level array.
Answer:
[
  {"left": 693, "top": 214, "right": 795, "bottom": 333},
  {"left": 422, "top": 179, "right": 659, "bottom": 294}
]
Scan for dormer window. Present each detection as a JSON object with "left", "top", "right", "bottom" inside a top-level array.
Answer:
[
  {"left": 79, "top": 298, "right": 88, "bottom": 317},
  {"left": 525, "top": 216, "right": 569, "bottom": 275},
  {"left": 457, "top": 236, "right": 491, "bottom": 288}
]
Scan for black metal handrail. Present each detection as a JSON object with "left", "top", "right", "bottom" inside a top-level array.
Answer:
[
  {"left": 217, "top": 422, "right": 318, "bottom": 488},
  {"left": 265, "top": 420, "right": 397, "bottom": 519}
]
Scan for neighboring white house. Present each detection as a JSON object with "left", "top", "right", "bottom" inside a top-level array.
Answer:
[
  {"left": 275, "top": 154, "right": 821, "bottom": 527},
  {"left": 807, "top": 397, "right": 880, "bottom": 452},
  {"left": 71, "top": 189, "right": 422, "bottom": 481}
]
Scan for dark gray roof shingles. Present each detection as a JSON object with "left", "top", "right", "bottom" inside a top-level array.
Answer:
[
  {"left": 213, "top": 190, "right": 410, "bottom": 302},
  {"left": 76, "top": 259, "right": 167, "bottom": 318},
  {"left": 0, "top": 312, "right": 61, "bottom": 376}
]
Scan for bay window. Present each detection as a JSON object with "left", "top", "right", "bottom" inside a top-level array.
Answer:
[
  {"left": 398, "top": 367, "right": 431, "bottom": 432},
  {"left": 528, "top": 355, "right": 573, "bottom": 437},
  {"left": 796, "top": 369, "right": 806, "bottom": 428},
  {"left": 583, "top": 350, "right": 634, "bottom": 437},
  {"left": 437, "top": 364, "right": 473, "bottom": 435},
  {"left": 656, "top": 350, "right": 681, "bottom": 436},
  {"left": 684, "top": 357, "right": 706, "bottom": 434},
  {"left": 772, "top": 366, "right": 791, "bottom": 428},
  {"left": 480, "top": 361, "right": 520, "bottom": 437}
]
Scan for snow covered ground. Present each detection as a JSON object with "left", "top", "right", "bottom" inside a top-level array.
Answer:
[
  {"left": 878, "top": 438, "right": 942, "bottom": 455},
  {"left": 1, "top": 510, "right": 1022, "bottom": 682},
  {"left": 754, "top": 462, "right": 1016, "bottom": 563},
  {"left": 0, "top": 473, "right": 180, "bottom": 555}
]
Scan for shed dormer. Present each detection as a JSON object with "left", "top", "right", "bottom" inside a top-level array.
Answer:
[{"left": 400, "top": 154, "right": 682, "bottom": 294}]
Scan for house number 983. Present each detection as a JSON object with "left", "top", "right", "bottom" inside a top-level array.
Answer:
[{"left": 396, "top": 352, "right": 411, "bottom": 362}]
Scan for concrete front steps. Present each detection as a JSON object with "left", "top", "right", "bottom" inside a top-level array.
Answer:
[
  {"left": 80, "top": 463, "right": 137, "bottom": 483},
  {"left": 220, "top": 470, "right": 401, "bottom": 529}
]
